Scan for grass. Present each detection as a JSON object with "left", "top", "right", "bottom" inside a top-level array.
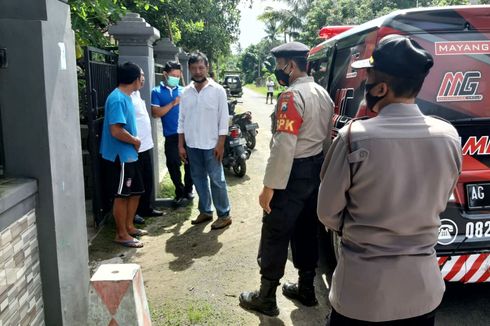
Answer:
[
  {"left": 150, "top": 300, "right": 227, "bottom": 326},
  {"left": 159, "top": 169, "right": 177, "bottom": 199},
  {"left": 244, "top": 84, "right": 283, "bottom": 98}
]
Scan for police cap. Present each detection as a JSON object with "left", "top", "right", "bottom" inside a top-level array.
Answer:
[
  {"left": 351, "top": 35, "right": 433, "bottom": 78},
  {"left": 271, "top": 41, "right": 310, "bottom": 59}
]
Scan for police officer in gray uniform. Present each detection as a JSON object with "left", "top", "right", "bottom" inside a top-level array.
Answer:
[
  {"left": 239, "top": 42, "right": 334, "bottom": 316},
  {"left": 318, "top": 35, "right": 462, "bottom": 325}
]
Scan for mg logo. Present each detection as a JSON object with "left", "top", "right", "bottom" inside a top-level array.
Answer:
[{"left": 436, "top": 71, "right": 483, "bottom": 102}]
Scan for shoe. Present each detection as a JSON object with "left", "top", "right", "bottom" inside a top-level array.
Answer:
[
  {"left": 191, "top": 213, "right": 213, "bottom": 225},
  {"left": 282, "top": 270, "right": 318, "bottom": 306},
  {"left": 239, "top": 278, "right": 280, "bottom": 316},
  {"left": 133, "top": 215, "right": 145, "bottom": 225},
  {"left": 129, "top": 229, "right": 148, "bottom": 237},
  {"left": 211, "top": 217, "right": 232, "bottom": 229},
  {"left": 140, "top": 209, "right": 163, "bottom": 217},
  {"left": 113, "top": 239, "right": 144, "bottom": 248},
  {"left": 173, "top": 197, "right": 190, "bottom": 208}
]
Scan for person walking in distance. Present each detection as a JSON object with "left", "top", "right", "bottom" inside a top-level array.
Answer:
[{"left": 266, "top": 78, "right": 275, "bottom": 104}]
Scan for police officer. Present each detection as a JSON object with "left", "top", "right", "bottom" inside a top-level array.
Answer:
[
  {"left": 317, "top": 35, "right": 462, "bottom": 325},
  {"left": 239, "top": 42, "right": 334, "bottom": 316}
]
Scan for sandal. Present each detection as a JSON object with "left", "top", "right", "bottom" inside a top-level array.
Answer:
[
  {"left": 113, "top": 239, "right": 144, "bottom": 248},
  {"left": 129, "top": 229, "right": 148, "bottom": 237}
]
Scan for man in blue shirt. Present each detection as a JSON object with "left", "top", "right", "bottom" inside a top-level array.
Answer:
[
  {"left": 151, "top": 61, "right": 193, "bottom": 207},
  {"left": 100, "top": 62, "right": 147, "bottom": 248}
]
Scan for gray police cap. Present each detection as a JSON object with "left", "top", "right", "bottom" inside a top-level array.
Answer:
[{"left": 271, "top": 42, "right": 310, "bottom": 58}]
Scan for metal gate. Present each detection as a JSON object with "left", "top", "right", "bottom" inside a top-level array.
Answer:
[{"left": 82, "top": 46, "right": 118, "bottom": 226}]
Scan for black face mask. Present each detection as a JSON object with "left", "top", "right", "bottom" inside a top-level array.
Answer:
[
  {"left": 274, "top": 64, "right": 291, "bottom": 87},
  {"left": 192, "top": 77, "right": 207, "bottom": 84},
  {"left": 364, "top": 83, "right": 385, "bottom": 112}
]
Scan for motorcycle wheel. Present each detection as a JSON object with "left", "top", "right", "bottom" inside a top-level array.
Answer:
[
  {"left": 232, "top": 158, "right": 247, "bottom": 177},
  {"left": 245, "top": 132, "right": 256, "bottom": 149}
]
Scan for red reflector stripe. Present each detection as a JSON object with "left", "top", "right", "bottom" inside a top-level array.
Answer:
[
  {"left": 463, "top": 253, "right": 489, "bottom": 283},
  {"left": 445, "top": 255, "right": 469, "bottom": 281},
  {"left": 438, "top": 256, "right": 449, "bottom": 266},
  {"left": 476, "top": 266, "right": 490, "bottom": 283}
]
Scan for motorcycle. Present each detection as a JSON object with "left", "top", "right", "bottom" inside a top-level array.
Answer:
[
  {"left": 232, "top": 111, "right": 259, "bottom": 150},
  {"left": 222, "top": 124, "right": 250, "bottom": 177},
  {"left": 227, "top": 99, "right": 259, "bottom": 150}
]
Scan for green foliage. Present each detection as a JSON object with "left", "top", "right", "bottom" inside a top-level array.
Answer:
[
  {"left": 69, "top": 0, "right": 241, "bottom": 63},
  {"left": 257, "top": 0, "right": 471, "bottom": 48}
]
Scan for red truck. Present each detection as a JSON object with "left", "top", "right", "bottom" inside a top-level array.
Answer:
[{"left": 309, "top": 5, "right": 490, "bottom": 283}]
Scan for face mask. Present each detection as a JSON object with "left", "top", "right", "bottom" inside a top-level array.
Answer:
[
  {"left": 274, "top": 63, "right": 291, "bottom": 87},
  {"left": 167, "top": 76, "right": 180, "bottom": 87},
  {"left": 364, "top": 83, "right": 385, "bottom": 112},
  {"left": 192, "top": 76, "right": 207, "bottom": 84}
]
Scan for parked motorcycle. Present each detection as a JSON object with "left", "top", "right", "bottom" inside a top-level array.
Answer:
[
  {"left": 232, "top": 111, "right": 258, "bottom": 150},
  {"left": 227, "top": 99, "right": 259, "bottom": 150},
  {"left": 222, "top": 125, "right": 250, "bottom": 177}
]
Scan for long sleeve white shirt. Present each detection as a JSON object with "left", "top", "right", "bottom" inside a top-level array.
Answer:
[{"left": 178, "top": 79, "right": 229, "bottom": 150}]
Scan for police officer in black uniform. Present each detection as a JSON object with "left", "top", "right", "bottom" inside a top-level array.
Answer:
[{"left": 239, "top": 42, "right": 334, "bottom": 316}]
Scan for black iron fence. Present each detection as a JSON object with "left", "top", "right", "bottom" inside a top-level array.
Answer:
[{"left": 80, "top": 46, "right": 118, "bottom": 226}]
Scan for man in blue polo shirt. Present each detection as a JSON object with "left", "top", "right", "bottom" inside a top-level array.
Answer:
[
  {"left": 100, "top": 62, "right": 147, "bottom": 248},
  {"left": 151, "top": 61, "right": 193, "bottom": 207}
]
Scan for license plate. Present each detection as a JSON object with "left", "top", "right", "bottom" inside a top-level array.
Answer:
[
  {"left": 246, "top": 122, "right": 259, "bottom": 130},
  {"left": 229, "top": 138, "right": 245, "bottom": 146},
  {"left": 466, "top": 183, "right": 490, "bottom": 210}
]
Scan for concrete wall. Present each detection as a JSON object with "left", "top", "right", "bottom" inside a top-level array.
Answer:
[
  {"left": 0, "top": 179, "right": 44, "bottom": 325},
  {"left": 0, "top": 0, "right": 89, "bottom": 324}
]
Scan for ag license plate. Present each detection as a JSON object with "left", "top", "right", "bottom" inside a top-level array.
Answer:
[{"left": 466, "top": 183, "right": 490, "bottom": 210}]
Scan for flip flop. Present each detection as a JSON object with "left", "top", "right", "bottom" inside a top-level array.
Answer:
[
  {"left": 113, "top": 239, "right": 144, "bottom": 248},
  {"left": 129, "top": 229, "right": 148, "bottom": 237}
]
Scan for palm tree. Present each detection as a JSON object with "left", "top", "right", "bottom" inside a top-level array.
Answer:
[
  {"left": 258, "top": 1, "right": 312, "bottom": 42},
  {"left": 264, "top": 20, "right": 280, "bottom": 43}
]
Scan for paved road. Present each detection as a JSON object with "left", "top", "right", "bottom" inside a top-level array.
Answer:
[{"left": 241, "top": 86, "right": 490, "bottom": 326}]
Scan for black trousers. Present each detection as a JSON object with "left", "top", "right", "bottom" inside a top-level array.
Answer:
[
  {"left": 258, "top": 153, "right": 324, "bottom": 280},
  {"left": 326, "top": 308, "right": 436, "bottom": 326},
  {"left": 136, "top": 149, "right": 154, "bottom": 215},
  {"left": 164, "top": 134, "right": 193, "bottom": 199},
  {"left": 266, "top": 92, "right": 274, "bottom": 103}
]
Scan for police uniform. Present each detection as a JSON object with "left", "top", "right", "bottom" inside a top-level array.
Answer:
[
  {"left": 239, "top": 42, "right": 333, "bottom": 316},
  {"left": 259, "top": 74, "right": 333, "bottom": 281},
  {"left": 318, "top": 36, "right": 462, "bottom": 324}
]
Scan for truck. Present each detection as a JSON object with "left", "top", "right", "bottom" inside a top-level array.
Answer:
[{"left": 309, "top": 5, "right": 490, "bottom": 283}]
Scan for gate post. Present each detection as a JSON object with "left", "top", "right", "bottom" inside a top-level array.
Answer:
[
  {"left": 0, "top": 0, "right": 89, "bottom": 324},
  {"left": 178, "top": 48, "right": 190, "bottom": 85},
  {"left": 108, "top": 13, "right": 163, "bottom": 204}
]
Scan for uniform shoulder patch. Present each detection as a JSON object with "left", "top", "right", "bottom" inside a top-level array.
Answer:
[{"left": 275, "top": 91, "right": 303, "bottom": 135}]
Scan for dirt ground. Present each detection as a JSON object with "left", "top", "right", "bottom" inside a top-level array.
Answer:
[{"left": 89, "top": 87, "right": 331, "bottom": 325}]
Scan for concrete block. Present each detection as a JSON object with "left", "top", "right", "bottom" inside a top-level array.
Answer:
[{"left": 88, "top": 264, "right": 151, "bottom": 326}]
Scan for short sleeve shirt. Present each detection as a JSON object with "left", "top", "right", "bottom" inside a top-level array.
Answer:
[
  {"left": 151, "top": 82, "right": 182, "bottom": 137},
  {"left": 100, "top": 88, "right": 138, "bottom": 163}
]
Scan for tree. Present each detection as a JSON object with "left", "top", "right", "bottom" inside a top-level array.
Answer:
[{"left": 69, "top": 0, "right": 241, "bottom": 65}]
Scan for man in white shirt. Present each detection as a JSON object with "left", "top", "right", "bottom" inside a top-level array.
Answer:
[
  {"left": 178, "top": 52, "right": 232, "bottom": 230},
  {"left": 266, "top": 78, "right": 275, "bottom": 104},
  {"left": 130, "top": 70, "right": 163, "bottom": 224}
]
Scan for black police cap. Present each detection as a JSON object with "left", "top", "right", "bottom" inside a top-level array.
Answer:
[
  {"left": 351, "top": 35, "right": 433, "bottom": 78},
  {"left": 271, "top": 41, "right": 310, "bottom": 58}
]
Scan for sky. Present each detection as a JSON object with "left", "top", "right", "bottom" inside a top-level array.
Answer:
[{"left": 236, "top": 0, "right": 287, "bottom": 51}]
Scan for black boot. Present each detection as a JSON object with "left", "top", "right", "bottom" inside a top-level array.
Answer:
[
  {"left": 239, "top": 277, "right": 280, "bottom": 316},
  {"left": 282, "top": 270, "right": 318, "bottom": 306}
]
